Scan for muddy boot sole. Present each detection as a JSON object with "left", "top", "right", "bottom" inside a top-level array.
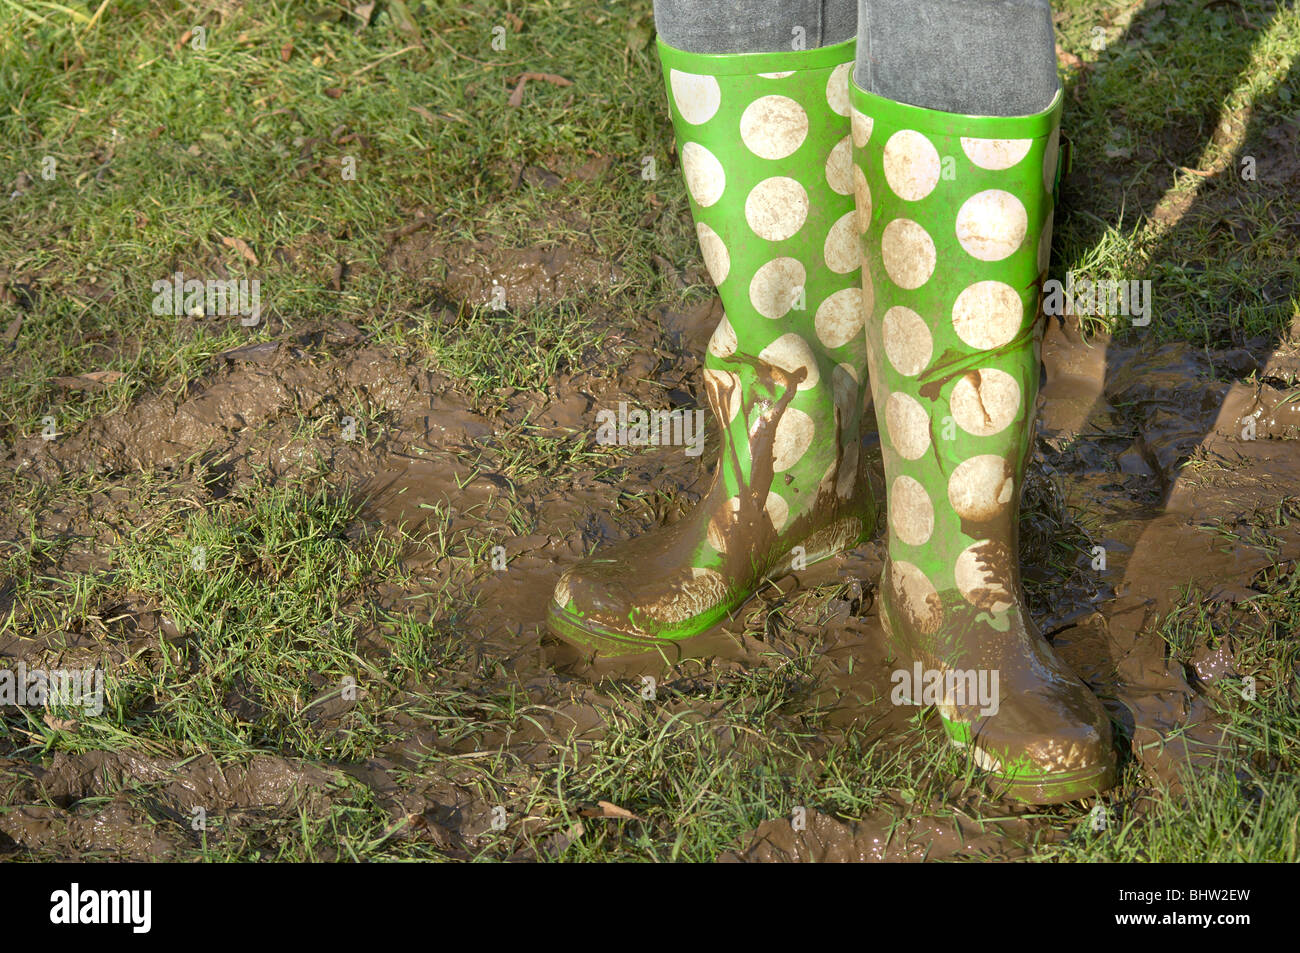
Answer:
[
  {"left": 549, "top": 513, "right": 871, "bottom": 658},
  {"left": 941, "top": 718, "right": 1118, "bottom": 805}
]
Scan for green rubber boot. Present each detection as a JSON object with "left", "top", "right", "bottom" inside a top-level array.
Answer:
[
  {"left": 850, "top": 77, "right": 1117, "bottom": 803},
  {"left": 549, "top": 38, "right": 876, "bottom": 657}
]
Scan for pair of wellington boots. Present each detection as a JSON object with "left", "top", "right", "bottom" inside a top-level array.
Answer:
[{"left": 547, "top": 37, "right": 1115, "bottom": 805}]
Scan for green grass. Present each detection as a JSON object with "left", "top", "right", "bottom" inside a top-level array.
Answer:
[
  {"left": 1052, "top": 0, "right": 1300, "bottom": 345},
  {"left": 1, "top": 0, "right": 1299, "bottom": 861}
]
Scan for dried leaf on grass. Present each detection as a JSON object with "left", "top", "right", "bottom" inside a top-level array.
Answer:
[{"left": 507, "top": 72, "right": 573, "bottom": 108}]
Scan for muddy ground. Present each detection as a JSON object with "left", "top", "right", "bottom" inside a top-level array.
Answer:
[{"left": 2, "top": 221, "right": 1298, "bottom": 859}]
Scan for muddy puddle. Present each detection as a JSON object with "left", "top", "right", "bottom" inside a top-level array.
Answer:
[
  {"left": 721, "top": 800, "right": 1054, "bottom": 862},
  {"left": 3, "top": 259, "right": 1299, "bottom": 859}
]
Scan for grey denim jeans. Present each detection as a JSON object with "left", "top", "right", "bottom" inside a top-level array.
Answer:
[{"left": 652, "top": 0, "right": 1059, "bottom": 116}]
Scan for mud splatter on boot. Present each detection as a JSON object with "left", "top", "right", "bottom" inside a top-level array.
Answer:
[
  {"left": 850, "top": 75, "right": 1117, "bottom": 804},
  {"left": 549, "top": 39, "right": 876, "bottom": 656}
]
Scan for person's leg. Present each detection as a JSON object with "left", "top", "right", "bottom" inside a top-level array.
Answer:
[
  {"left": 855, "top": 0, "right": 1059, "bottom": 116},
  {"left": 549, "top": 0, "right": 871, "bottom": 655},
  {"left": 850, "top": 0, "right": 1116, "bottom": 802},
  {"left": 654, "top": 0, "right": 856, "bottom": 55}
]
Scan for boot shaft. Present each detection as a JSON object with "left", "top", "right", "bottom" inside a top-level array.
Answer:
[
  {"left": 850, "top": 77, "right": 1062, "bottom": 637},
  {"left": 658, "top": 38, "right": 875, "bottom": 531}
]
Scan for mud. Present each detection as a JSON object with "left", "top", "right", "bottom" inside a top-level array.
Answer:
[
  {"left": 4, "top": 280, "right": 1300, "bottom": 860},
  {"left": 722, "top": 801, "right": 1052, "bottom": 862},
  {"left": 387, "top": 236, "right": 625, "bottom": 311},
  {"left": 0, "top": 751, "right": 341, "bottom": 859},
  {"left": 1035, "top": 316, "right": 1300, "bottom": 788},
  {"left": 723, "top": 315, "right": 1300, "bottom": 857}
]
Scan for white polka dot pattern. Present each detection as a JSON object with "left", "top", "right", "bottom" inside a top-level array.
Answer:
[
  {"left": 759, "top": 333, "right": 821, "bottom": 391},
  {"left": 881, "top": 219, "right": 936, "bottom": 289},
  {"left": 696, "top": 222, "right": 729, "bottom": 285},
  {"left": 951, "top": 281, "right": 1023, "bottom": 350},
  {"left": 740, "top": 95, "right": 809, "bottom": 160},
  {"left": 960, "top": 137, "right": 1032, "bottom": 170},
  {"left": 885, "top": 391, "right": 930, "bottom": 460},
  {"left": 823, "top": 211, "right": 860, "bottom": 274},
  {"left": 745, "top": 177, "right": 809, "bottom": 241},
  {"left": 883, "top": 129, "right": 941, "bottom": 202},
  {"left": 956, "top": 189, "right": 1028, "bottom": 261},
  {"left": 670, "top": 70, "right": 721, "bottom": 125},
  {"left": 890, "top": 475, "right": 934, "bottom": 545},
  {"left": 682, "top": 141, "right": 725, "bottom": 207},
  {"left": 881, "top": 306, "right": 932, "bottom": 376},
  {"left": 826, "top": 62, "right": 853, "bottom": 116},
  {"left": 749, "top": 258, "right": 807, "bottom": 320},
  {"left": 949, "top": 369, "right": 1020, "bottom": 437}
]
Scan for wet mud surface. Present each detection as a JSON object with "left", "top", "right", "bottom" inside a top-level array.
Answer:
[
  {"left": 3, "top": 251, "right": 1299, "bottom": 858},
  {"left": 721, "top": 800, "right": 1052, "bottom": 862}
]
